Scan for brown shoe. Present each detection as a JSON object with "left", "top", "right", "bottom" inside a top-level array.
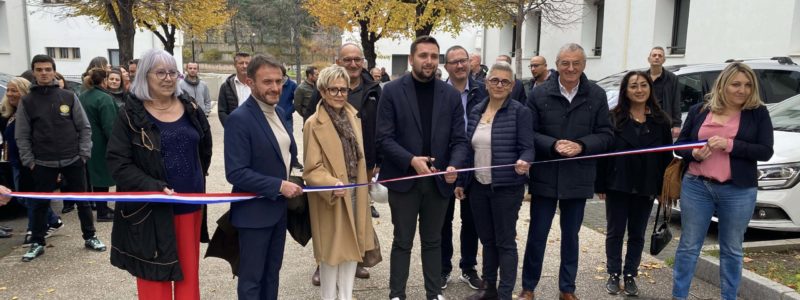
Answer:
[
  {"left": 311, "top": 266, "right": 320, "bottom": 286},
  {"left": 355, "top": 266, "right": 370, "bottom": 279},
  {"left": 559, "top": 292, "right": 579, "bottom": 300},
  {"left": 518, "top": 289, "right": 534, "bottom": 300}
]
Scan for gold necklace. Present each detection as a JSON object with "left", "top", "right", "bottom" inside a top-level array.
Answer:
[{"left": 146, "top": 99, "right": 176, "bottom": 111}]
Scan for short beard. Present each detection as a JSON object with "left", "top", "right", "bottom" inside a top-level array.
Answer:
[{"left": 412, "top": 69, "right": 434, "bottom": 82}]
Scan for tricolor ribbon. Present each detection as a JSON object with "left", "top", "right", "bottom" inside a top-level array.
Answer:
[{"left": 4, "top": 140, "right": 706, "bottom": 203}]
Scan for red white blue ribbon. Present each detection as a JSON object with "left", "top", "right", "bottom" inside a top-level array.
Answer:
[{"left": 4, "top": 140, "right": 706, "bottom": 203}]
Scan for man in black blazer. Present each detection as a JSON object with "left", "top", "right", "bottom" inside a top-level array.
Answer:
[
  {"left": 376, "top": 36, "right": 469, "bottom": 300},
  {"left": 224, "top": 55, "right": 303, "bottom": 300},
  {"left": 518, "top": 43, "right": 614, "bottom": 300}
]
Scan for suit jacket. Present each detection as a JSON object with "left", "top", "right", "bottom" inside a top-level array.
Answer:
[
  {"left": 376, "top": 74, "right": 469, "bottom": 198},
  {"left": 675, "top": 103, "right": 774, "bottom": 187},
  {"left": 225, "top": 97, "right": 298, "bottom": 228}
]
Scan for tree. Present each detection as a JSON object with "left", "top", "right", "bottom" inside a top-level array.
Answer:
[
  {"left": 472, "top": 0, "right": 582, "bottom": 76},
  {"left": 44, "top": 0, "right": 138, "bottom": 67},
  {"left": 305, "top": 0, "right": 473, "bottom": 69},
  {"left": 50, "top": 0, "right": 232, "bottom": 59},
  {"left": 137, "top": 0, "right": 232, "bottom": 55}
]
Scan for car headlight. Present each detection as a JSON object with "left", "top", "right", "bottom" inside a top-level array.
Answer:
[{"left": 758, "top": 163, "right": 800, "bottom": 190}]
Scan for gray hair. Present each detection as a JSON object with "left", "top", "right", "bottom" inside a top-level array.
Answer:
[
  {"left": 336, "top": 42, "right": 363, "bottom": 59},
  {"left": 129, "top": 49, "right": 183, "bottom": 100},
  {"left": 556, "top": 43, "right": 586, "bottom": 62},
  {"left": 488, "top": 62, "right": 514, "bottom": 78}
]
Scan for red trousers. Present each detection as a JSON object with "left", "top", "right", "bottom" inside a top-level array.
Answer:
[{"left": 136, "top": 210, "right": 201, "bottom": 300}]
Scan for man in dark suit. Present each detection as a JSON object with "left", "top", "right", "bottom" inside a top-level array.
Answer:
[
  {"left": 518, "top": 43, "right": 614, "bottom": 300},
  {"left": 224, "top": 54, "right": 303, "bottom": 300},
  {"left": 376, "top": 36, "right": 469, "bottom": 300}
]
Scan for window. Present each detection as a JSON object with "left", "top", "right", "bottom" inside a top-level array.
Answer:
[
  {"left": 581, "top": 0, "right": 604, "bottom": 56},
  {"left": 523, "top": 10, "right": 542, "bottom": 56},
  {"left": 670, "top": 0, "right": 690, "bottom": 55},
  {"left": 42, "top": 0, "right": 66, "bottom": 4},
  {"left": 756, "top": 70, "right": 800, "bottom": 104},
  {"left": 678, "top": 71, "right": 719, "bottom": 112},
  {"left": 46, "top": 47, "right": 80, "bottom": 59},
  {"left": 108, "top": 49, "right": 120, "bottom": 67}
]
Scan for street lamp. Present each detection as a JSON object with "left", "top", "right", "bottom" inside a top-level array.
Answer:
[
  {"left": 250, "top": 32, "right": 255, "bottom": 53},
  {"left": 191, "top": 35, "right": 197, "bottom": 62}
]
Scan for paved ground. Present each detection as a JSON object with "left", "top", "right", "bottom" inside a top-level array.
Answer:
[{"left": 0, "top": 108, "right": 728, "bottom": 299}]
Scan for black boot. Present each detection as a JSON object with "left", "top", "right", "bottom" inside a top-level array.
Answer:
[{"left": 465, "top": 280, "right": 498, "bottom": 300}]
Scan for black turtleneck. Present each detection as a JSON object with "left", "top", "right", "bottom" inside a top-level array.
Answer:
[{"left": 413, "top": 77, "right": 434, "bottom": 156}]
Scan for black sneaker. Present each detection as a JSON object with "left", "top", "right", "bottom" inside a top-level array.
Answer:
[
  {"left": 623, "top": 275, "right": 638, "bottom": 296},
  {"left": 84, "top": 236, "right": 107, "bottom": 251},
  {"left": 441, "top": 273, "right": 450, "bottom": 289},
  {"left": 45, "top": 218, "right": 64, "bottom": 238},
  {"left": 371, "top": 205, "right": 380, "bottom": 218},
  {"left": 606, "top": 274, "right": 621, "bottom": 295},
  {"left": 22, "top": 231, "right": 33, "bottom": 245},
  {"left": 22, "top": 243, "right": 45, "bottom": 262},
  {"left": 0, "top": 229, "right": 11, "bottom": 238},
  {"left": 460, "top": 269, "right": 482, "bottom": 290}
]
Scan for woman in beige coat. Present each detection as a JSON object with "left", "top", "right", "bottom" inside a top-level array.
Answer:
[{"left": 303, "top": 65, "right": 376, "bottom": 300}]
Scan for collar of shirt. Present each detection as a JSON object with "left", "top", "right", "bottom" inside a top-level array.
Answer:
[
  {"left": 233, "top": 76, "right": 251, "bottom": 105},
  {"left": 559, "top": 79, "right": 580, "bottom": 103},
  {"left": 447, "top": 79, "right": 470, "bottom": 130}
]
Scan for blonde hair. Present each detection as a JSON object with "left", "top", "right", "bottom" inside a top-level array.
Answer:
[
  {"left": 704, "top": 62, "right": 763, "bottom": 113},
  {"left": 316, "top": 64, "right": 350, "bottom": 95},
  {"left": 1, "top": 77, "right": 31, "bottom": 118}
]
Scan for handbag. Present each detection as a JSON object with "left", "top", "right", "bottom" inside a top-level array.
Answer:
[
  {"left": 660, "top": 158, "right": 684, "bottom": 214},
  {"left": 649, "top": 200, "right": 673, "bottom": 255},
  {"left": 286, "top": 175, "right": 307, "bottom": 213},
  {"left": 361, "top": 228, "right": 382, "bottom": 267},
  {"left": 369, "top": 183, "right": 388, "bottom": 204}
]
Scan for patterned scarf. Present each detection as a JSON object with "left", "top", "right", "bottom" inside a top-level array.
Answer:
[{"left": 322, "top": 102, "right": 363, "bottom": 179}]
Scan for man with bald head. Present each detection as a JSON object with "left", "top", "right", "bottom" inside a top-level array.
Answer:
[
  {"left": 496, "top": 55, "right": 527, "bottom": 104},
  {"left": 469, "top": 53, "right": 487, "bottom": 82},
  {"left": 524, "top": 56, "right": 552, "bottom": 98}
]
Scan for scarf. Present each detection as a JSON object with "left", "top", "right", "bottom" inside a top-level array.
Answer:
[{"left": 322, "top": 102, "right": 362, "bottom": 179}]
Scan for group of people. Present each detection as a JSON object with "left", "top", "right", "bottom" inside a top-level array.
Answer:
[{"left": 0, "top": 34, "right": 774, "bottom": 300}]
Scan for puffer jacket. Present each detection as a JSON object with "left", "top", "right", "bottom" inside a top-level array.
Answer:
[{"left": 458, "top": 96, "right": 535, "bottom": 188}]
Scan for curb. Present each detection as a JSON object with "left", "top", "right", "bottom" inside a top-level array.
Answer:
[{"left": 696, "top": 240, "right": 800, "bottom": 300}]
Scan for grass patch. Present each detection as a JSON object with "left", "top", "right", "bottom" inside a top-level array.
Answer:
[
  {"left": 742, "top": 249, "right": 800, "bottom": 292},
  {"left": 664, "top": 256, "right": 675, "bottom": 267}
]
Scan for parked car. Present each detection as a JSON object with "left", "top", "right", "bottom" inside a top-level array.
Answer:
[
  {"left": 747, "top": 93, "right": 800, "bottom": 232},
  {"left": 0, "top": 71, "right": 82, "bottom": 100},
  {"left": 596, "top": 57, "right": 800, "bottom": 112},
  {"left": 0, "top": 72, "right": 14, "bottom": 101}
]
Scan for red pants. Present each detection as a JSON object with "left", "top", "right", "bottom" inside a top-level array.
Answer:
[{"left": 136, "top": 210, "right": 201, "bottom": 300}]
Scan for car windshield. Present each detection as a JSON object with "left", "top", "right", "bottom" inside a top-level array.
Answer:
[
  {"left": 596, "top": 72, "right": 626, "bottom": 109},
  {"left": 769, "top": 94, "right": 800, "bottom": 132}
]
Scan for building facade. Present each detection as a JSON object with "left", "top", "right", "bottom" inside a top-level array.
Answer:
[
  {"left": 0, "top": 0, "right": 183, "bottom": 77},
  {"left": 360, "top": 0, "right": 800, "bottom": 80}
]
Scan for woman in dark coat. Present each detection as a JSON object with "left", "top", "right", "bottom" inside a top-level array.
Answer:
[
  {"left": 80, "top": 67, "right": 118, "bottom": 221},
  {"left": 595, "top": 71, "right": 673, "bottom": 296},
  {"left": 106, "top": 49, "right": 211, "bottom": 300},
  {"left": 457, "top": 62, "right": 534, "bottom": 300}
]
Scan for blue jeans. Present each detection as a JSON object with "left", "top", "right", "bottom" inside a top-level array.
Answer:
[
  {"left": 13, "top": 166, "right": 59, "bottom": 231},
  {"left": 672, "top": 174, "right": 756, "bottom": 300}
]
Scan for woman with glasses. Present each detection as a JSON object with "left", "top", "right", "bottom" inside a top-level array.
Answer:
[
  {"left": 672, "top": 63, "right": 774, "bottom": 300},
  {"left": 303, "top": 65, "right": 376, "bottom": 300},
  {"left": 457, "top": 62, "right": 534, "bottom": 300},
  {"left": 595, "top": 71, "right": 673, "bottom": 296},
  {"left": 106, "top": 49, "right": 212, "bottom": 300}
]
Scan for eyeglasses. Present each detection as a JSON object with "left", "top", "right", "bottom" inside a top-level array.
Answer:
[
  {"left": 340, "top": 57, "right": 364, "bottom": 65},
  {"left": 151, "top": 70, "right": 179, "bottom": 80},
  {"left": 529, "top": 64, "right": 542, "bottom": 68},
  {"left": 558, "top": 60, "right": 584, "bottom": 69},
  {"left": 326, "top": 87, "right": 349, "bottom": 96},
  {"left": 446, "top": 58, "right": 469, "bottom": 66},
  {"left": 487, "top": 78, "right": 513, "bottom": 87}
]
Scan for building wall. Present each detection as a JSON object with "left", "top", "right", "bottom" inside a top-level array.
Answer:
[
  {"left": 24, "top": 4, "right": 183, "bottom": 77},
  {"left": 0, "top": 0, "right": 31, "bottom": 75},
  {"left": 348, "top": 0, "right": 800, "bottom": 81}
]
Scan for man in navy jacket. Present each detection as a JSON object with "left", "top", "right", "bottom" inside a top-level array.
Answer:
[
  {"left": 376, "top": 36, "right": 469, "bottom": 300},
  {"left": 224, "top": 55, "right": 303, "bottom": 300},
  {"left": 519, "top": 43, "right": 614, "bottom": 300}
]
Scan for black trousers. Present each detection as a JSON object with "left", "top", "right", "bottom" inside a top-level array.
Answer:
[
  {"left": 469, "top": 181, "right": 524, "bottom": 299},
  {"left": 604, "top": 191, "right": 654, "bottom": 277},
  {"left": 441, "top": 193, "right": 479, "bottom": 275},
  {"left": 388, "top": 177, "right": 450, "bottom": 300},
  {"left": 30, "top": 160, "right": 95, "bottom": 245}
]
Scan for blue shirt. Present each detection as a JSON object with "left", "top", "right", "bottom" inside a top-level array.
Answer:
[
  {"left": 150, "top": 113, "right": 204, "bottom": 214},
  {"left": 447, "top": 79, "right": 470, "bottom": 131}
]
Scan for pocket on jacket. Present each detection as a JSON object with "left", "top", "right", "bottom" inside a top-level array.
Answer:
[{"left": 120, "top": 203, "right": 158, "bottom": 260}]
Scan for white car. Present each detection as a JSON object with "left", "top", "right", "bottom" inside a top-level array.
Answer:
[{"left": 748, "top": 93, "right": 800, "bottom": 232}]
